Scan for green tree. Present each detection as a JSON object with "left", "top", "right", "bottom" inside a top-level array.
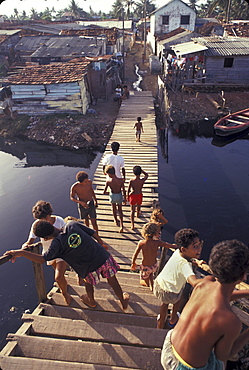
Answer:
[
  {"left": 13, "top": 8, "right": 19, "bottom": 19},
  {"left": 30, "top": 8, "right": 39, "bottom": 20},
  {"left": 202, "top": 0, "right": 249, "bottom": 20},
  {"left": 133, "top": 0, "right": 156, "bottom": 18}
]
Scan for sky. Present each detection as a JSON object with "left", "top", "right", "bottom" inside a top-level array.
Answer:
[{"left": 0, "top": 0, "right": 176, "bottom": 17}]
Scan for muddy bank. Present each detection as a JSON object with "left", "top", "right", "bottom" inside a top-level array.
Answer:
[{"left": 168, "top": 90, "right": 249, "bottom": 123}]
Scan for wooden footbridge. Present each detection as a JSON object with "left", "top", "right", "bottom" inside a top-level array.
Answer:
[
  {"left": 1, "top": 91, "right": 249, "bottom": 369},
  {"left": 0, "top": 91, "right": 166, "bottom": 369}
]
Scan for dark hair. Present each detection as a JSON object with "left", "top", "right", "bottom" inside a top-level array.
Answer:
[
  {"left": 105, "top": 165, "right": 115, "bottom": 175},
  {"left": 111, "top": 142, "right": 120, "bottom": 152},
  {"left": 174, "top": 228, "right": 199, "bottom": 249},
  {"left": 76, "top": 171, "right": 88, "bottom": 182},
  {"left": 32, "top": 200, "right": 53, "bottom": 219},
  {"left": 137, "top": 117, "right": 141, "bottom": 121},
  {"left": 33, "top": 220, "right": 54, "bottom": 238},
  {"left": 133, "top": 165, "right": 142, "bottom": 176},
  {"left": 209, "top": 240, "right": 249, "bottom": 284}
]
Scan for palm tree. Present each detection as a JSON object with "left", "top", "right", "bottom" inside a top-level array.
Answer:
[
  {"left": 204, "top": 0, "right": 249, "bottom": 21},
  {"left": 133, "top": 0, "right": 156, "bottom": 18}
]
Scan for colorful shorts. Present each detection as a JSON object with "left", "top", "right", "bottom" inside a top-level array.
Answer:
[
  {"left": 110, "top": 192, "right": 123, "bottom": 204},
  {"left": 140, "top": 262, "right": 158, "bottom": 280},
  {"left": 161, "top": 330, "right": 224, "bottom": 370},
  {"left": 84, "top": 255, "right": 120, "bottom": 285},
  {"left": 128, "top": 193, "right": 143, "bottom": 205},
  {"left": 78, "top": 199, "right": 96, "bottom": 219}
]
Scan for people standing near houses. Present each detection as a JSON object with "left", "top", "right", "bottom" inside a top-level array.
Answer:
[
  {"left": 21, "top": 200, "right": 70, "bottom": 305},
  {"left": 103, "top": 165, "right": 126, "bottom": 233},
  {"left": 131, "top": 222, "right": 176, "bottom": 291},
  {"left": 114, "top": 84, "right": 122, "bottom": 105},
  {"left": 154, "top": 228, "right": 204, "bottom": 329},
  {"left": 121, "top": 85, "right": 130, "bottom": 100},
  {"left": 70, "top": 171, "right": 98, "bottom": 234},
  {"left": 6, "top": 220, "right": 130, "bottom": 311},
  {"left": 127, "top": 166, "right": 148, "bottom": 230},
  {"left": 134, "top": 117, "right": 143, "bottom": 142},
  {"left": 102, "top": 141, "right": 125, "bottom": 180},
  {"left": 161, "top": 239, "right": 249, "bottom": 370}
]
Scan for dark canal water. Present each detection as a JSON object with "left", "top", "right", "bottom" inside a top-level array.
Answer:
[{"left": 1, "top": 121, "right": 249, "bottom": 349}]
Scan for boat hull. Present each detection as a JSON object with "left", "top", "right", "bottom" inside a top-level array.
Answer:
[{"left": 214, "top": 108, "right": 249, "bottom": 137}]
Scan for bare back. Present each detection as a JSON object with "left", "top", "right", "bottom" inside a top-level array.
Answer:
[
  {"left": 106, "top": 176, "right": 124, "bottom": 194},
  {"left": 128, "top": 177, "right": 146, "bottom": 195},
  {"left": 171, "top": 277, "right": 242, "bottom": 367},
  {"left": 139, "top": 239, "right": 164, "bottom": 266}
]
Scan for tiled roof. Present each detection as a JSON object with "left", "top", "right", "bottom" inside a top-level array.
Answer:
[
  {"left": 5, "top": 60, "right": 90, "bottom": 85},
  {"left": 224, "top": 22, "right": 249, "bottom": 37},
  {"left": 60, "top": 27, "right": 119, "bottom": 45},
  {"left": 195, "top": 36, "right": 249, "bottom": 56},
  {"left": 156, "top": 27, "right": 188, "bottom": 41}
]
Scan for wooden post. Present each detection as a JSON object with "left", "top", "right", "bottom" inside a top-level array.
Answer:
[{"left": 32, "top": 244, "right": 47, "bottom": 303}]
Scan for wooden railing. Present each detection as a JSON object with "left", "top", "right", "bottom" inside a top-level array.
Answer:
[{"left": 0, "top": 243, "right": 47, "bottom": 303}]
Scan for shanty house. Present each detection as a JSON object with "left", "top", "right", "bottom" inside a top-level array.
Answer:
[
  {"left": 169, "top": 37, "right": 249, "bottom": 85},
  {"left": 148, "top": 0, "right": 196, "bottom": 53},
  {"left": 30, "top": 36, "right": 106, "bottom": 64},
  {"left": 5, "top": 60, "right": 91, "bottom": 115}
]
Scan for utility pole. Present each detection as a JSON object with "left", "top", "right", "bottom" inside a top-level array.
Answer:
[
  {"left": 122, "top": 7, "right": 125, "bottom": 82},
  {"left": 143, "top": 0, "right": 147, "bottom": 61}
]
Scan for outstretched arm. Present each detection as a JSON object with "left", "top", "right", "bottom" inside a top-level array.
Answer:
[
  {"left": 230, "top": 289, "right": 249, "bottom": 301},
  {"left": 4, "top": 249, "right": 45, "bottom": 264},
  {"left": 92, "top": 232, "right": 108, "bottom": 250},
  {"left": 159, "top": 241, "right": 176, "bottom": 250}
]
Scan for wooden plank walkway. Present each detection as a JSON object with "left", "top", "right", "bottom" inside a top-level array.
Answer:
[{"left": 0, "top": 91, "right": 165, "bottom": 369}]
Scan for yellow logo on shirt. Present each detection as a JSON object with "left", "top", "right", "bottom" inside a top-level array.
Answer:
[{"left": 68, "top": 233, "right": 81, "bottom": 248}]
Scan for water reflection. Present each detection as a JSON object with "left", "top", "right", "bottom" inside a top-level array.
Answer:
[
  {"left": 170, "top": 119, "right": 249, "bottom": 145},
  {"left": 0, "top": 136, "right": 97, "bottom": 167}
]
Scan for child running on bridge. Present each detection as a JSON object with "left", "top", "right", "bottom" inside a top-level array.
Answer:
[
  {"left": 103, "top": 165, "right": 126, "bottom": 233},
  {"left": 5, "top": 220, "right": 130, "bottom": 311},
  {"left": 134, "top": 117, "right": 143, "bottom": 142},
  {"left": 131, "top": 222, "right": 176, "bottom": 291},
  {"left": 161, "top": 239, "right": 249, "bottom": 370},
  {"left": 154, "top": 228, "right": 204, "bottom": 329},
  {"left": 127, "top": 166, "right": 148, "bottom": 230}
]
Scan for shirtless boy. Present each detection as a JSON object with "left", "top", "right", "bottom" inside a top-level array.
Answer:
[
  {"left": 134, "top": 117, "right": 143, "bottom": 142},
  {"left": 161, "top": 239, "right": 249, "bottom": 370},
  {"left": 103, "top": 165, "right": 126, "bottom": 233},
  {"left": 127, "top": 166, "right": 148, "bottom": 229},
  {"left": 131, "top": 222, "right": 176, "bottom": 290},
  {"left": 70, "top": 171, "right": 98, "bottom": 234}
]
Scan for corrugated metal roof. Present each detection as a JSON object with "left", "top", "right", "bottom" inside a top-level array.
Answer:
[
  {"left": 15, "top": 36, "right": 52, "bottom": 52},
  {"left": 171, "top": 41, "right": 207, "bottom": 56},
  {"left": 21, "top": 23, "right": 86, "bottom": 35},
  {"left": 5, "top": 60, "right": 90, "bottom": 85},
  {"left": 30, "top": 36, "right": 104, "bottom": 58},
  {"left": 195, "top": 36, "right": 249, "bottom": 56},
  {"left": 0, "top": 29, "right": 21, "bottom": 36}
]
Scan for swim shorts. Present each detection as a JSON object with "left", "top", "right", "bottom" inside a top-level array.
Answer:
[
  {"left": 161, "top": 330, "right": 224, "bottom": 370},
  {"left": 154, "top": 278, "right": 185, "bottom": 304},
  {"left": 84, "top": 255, "right": 120, "bottom": 285},
  {"left": 109, "top": 192, "right": 123, "bottom": 204},
  {"left": 140, "top": 262, "right": 158, "bottom": 280},
  {"left": 128, "top": 193, "right": 143, "bottom": 205},
  {"left": 78, "top": 199, "right": 96, "bottom": 219}
]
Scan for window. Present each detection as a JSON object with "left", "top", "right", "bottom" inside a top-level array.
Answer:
[
  {"left": 162, "top": 15, "right": 169, "bottom": 25},
  {"left": 224, "top": 57, "right": 234, "bottom": 68},
  {"left": 181, "top": 15, "right": 190, "bottom": 25}
]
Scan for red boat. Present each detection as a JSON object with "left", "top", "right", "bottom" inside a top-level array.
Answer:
[{"left": 214, "top": 108, "right": 249, "bottom": 137}]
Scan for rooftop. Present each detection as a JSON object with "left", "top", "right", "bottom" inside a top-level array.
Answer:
[{"left": 5, "top": 60, "right": 90, "bottom": 85}]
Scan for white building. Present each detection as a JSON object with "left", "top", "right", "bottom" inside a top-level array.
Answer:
[{"left": 148, "top": 0, "right": 196, "bottom": 53}]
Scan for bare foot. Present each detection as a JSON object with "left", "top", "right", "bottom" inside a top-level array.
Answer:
[
  {"left": 121, "top": 292, "right": 130, "bottom": 311},
  {"left": 80, "top": 294, "right": 97, "bottom": 308},
  {"left": 140, "top": 279, "right": 149, "bottom": 287},
  {"left": 119, "top": 227, "right": 124, "bottom": 233},
  {"left": 62, "top": 292, "right": 73, "bottom": 306},
  {"left": 115, "top": 219, "right": 120, "bottom": 226}
]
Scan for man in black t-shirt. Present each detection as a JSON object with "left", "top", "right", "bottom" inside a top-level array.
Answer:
[{"left": 5, "top": 221, "right": 129, "bottom": 310}]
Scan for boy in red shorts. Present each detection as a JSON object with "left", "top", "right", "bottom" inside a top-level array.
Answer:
[{"left": 127, "top": 166, "right": 148, "bottom": 230}]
